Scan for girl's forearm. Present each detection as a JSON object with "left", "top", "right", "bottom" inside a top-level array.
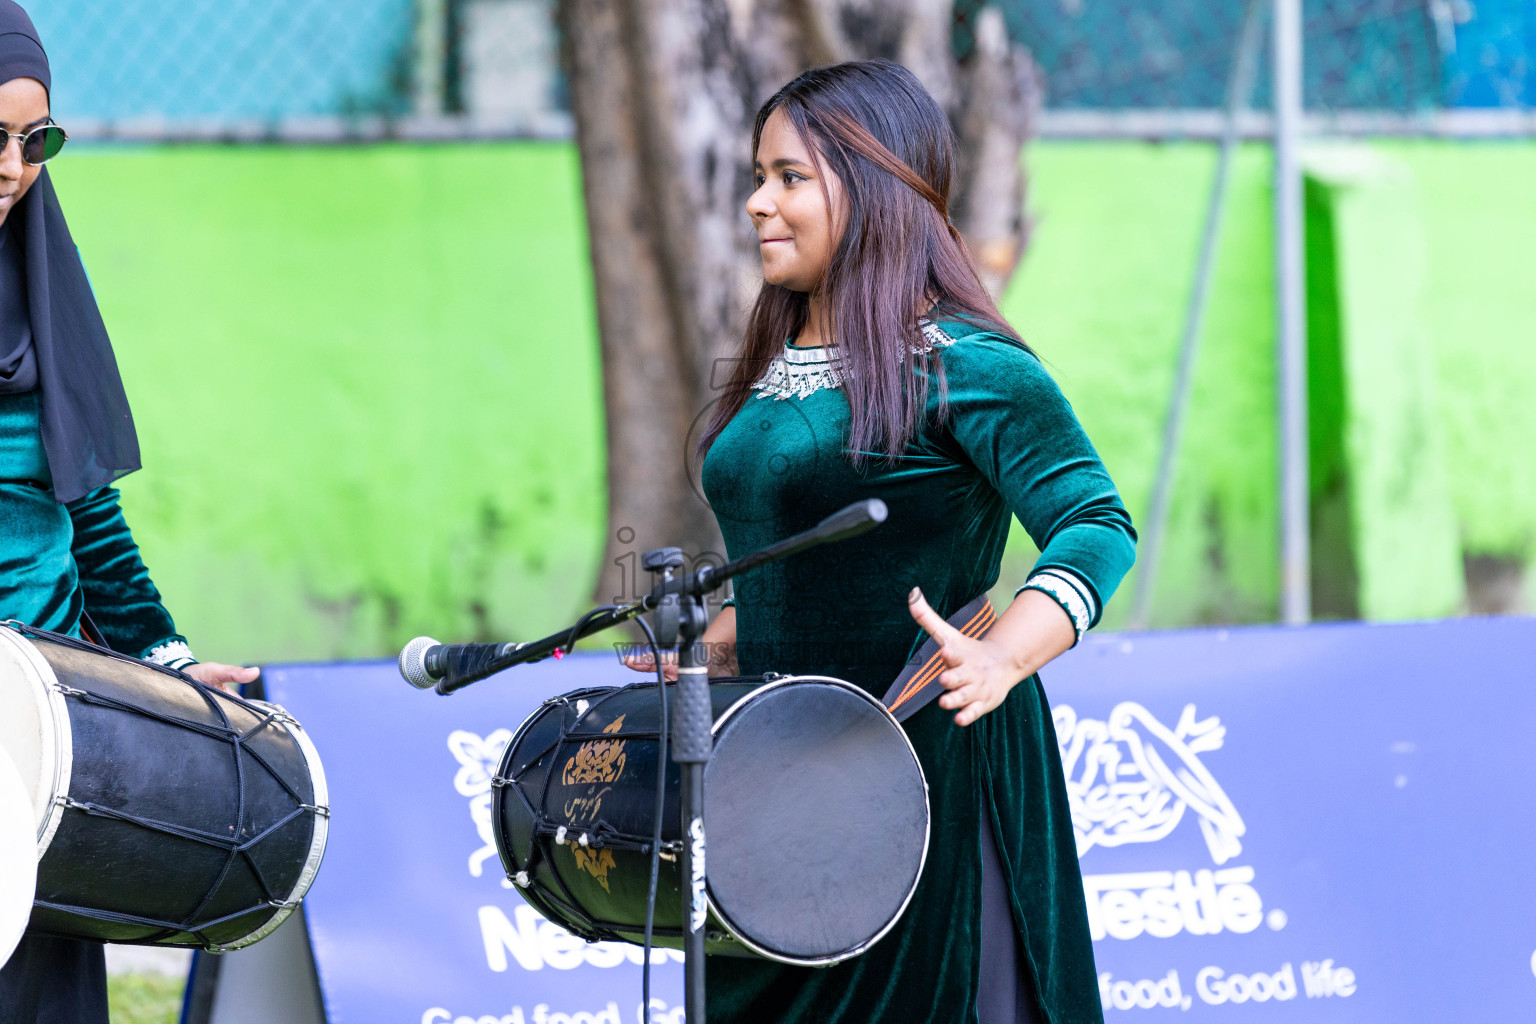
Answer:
[
  {"left": 988, "top": 588, "right": 1077, "bottom": 683},
  {"left": 701, "top": 605, "right": 738, "bottom": 676}
]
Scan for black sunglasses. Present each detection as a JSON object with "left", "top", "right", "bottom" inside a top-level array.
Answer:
[{"left": 0, "top": 121, "right": 67, "bottom": 166}]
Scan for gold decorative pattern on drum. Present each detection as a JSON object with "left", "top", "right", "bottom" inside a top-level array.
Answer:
[
  {"left": 562, "top": 715, "right": 628, "bottom": 786},
  {"left": 571, "top": 845, "right": 618, "bottom": 891},
  {"left": 559, "top": 716, "right": 628, "bottom": 890}
]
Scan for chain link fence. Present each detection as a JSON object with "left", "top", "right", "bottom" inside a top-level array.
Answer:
[
  {"left": 35, "top": 0, "right": 568, "bottom": 140},
  {"left": 34, "top": 1, "right": 416, "bottom": 122},
  {"left": 28, "top": 0, "right": 1535, "bottom": 140},
  {"left": 996, "top": 0, "right": 1445, "bottom": 111}
]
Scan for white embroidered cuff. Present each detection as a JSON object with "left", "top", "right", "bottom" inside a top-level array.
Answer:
[
  {"left": 146, "top": 640, "right": 197, "bottom": 671},
  {"left": 1018, "top": 569, "right": 1097, "bottom": 642}
]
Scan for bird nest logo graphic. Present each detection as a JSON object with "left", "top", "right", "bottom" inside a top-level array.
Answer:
[
  {"left": 1054, "top": 702, "right": 1246, "bottom": 866},
  {"left": 448, "top": 728, "right": 514, "bottom": 880}
]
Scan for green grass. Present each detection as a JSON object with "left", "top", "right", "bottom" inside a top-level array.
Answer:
[{"left": 107, "top": 973, "right": 185, "bottom": 1024}]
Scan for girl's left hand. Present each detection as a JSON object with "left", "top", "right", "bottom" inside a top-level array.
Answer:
[
  {"left": 184, "top": 661, "right": 260, "bottom": 694},
  {"left": 907, "top": 588, "right": 1028, "bottom": 727}
]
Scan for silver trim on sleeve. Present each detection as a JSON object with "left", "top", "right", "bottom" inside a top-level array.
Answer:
[
  {"left": 145, "top": 640, "right": 197, "bottom": 670},
  {"left": 1020, "top": 569, "right": 1096, "bottom": 640}
]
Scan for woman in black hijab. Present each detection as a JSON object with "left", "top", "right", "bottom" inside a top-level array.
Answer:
[{"left": 0, "top": 3, "right": 256, "bottom": 1019}]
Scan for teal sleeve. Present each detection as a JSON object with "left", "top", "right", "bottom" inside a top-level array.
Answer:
[
  {"left": 938, "top": 334, "right": 1137, "bottom": 625},
  {"left": 66, "top": 486, "right": 189, "bottom": 661}
]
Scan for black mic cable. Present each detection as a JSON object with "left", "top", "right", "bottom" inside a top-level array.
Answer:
[{"left": 632, "top": 613, "right": 668, "bottom": 1020}]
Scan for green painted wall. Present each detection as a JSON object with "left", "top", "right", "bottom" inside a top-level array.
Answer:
[
  {"left": 1303, "top": 145, "right": 1465, "bottom": 621},
  {"left": 45, "top": 139, "right": 1533, "bottom": 662},
  {"left": 1301, "top": 141, "right": 1536, "bottom": 618},
  {"left": 53, "top": 145, "right": 606, "bottom": 663},
  {"left": 994, "top": 143, "right": 1278, "bottom": 628},
  {"left": 998, "top": 139, "right": 1536, "bottom": 626},
  {"left": 1382, "top": 142, "right": 1536, "bottom": 564}
]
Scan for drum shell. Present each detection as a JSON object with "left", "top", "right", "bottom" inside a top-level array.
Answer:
[
  {"left": 0, "top": 628, "right": 328, "bottom": 950},
  {"left": 493, "top": 675, "right": 929, "bottom": 966},
  {"left": 492, "top": 682, "right": 754, "bottom": 956}
]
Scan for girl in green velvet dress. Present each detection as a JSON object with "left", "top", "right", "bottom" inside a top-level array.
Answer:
[
  {"left": 676, "top": 61, "right": 1135, "bottom": 1024},
  {"left": 0, "top": 6, "right": 256, "bottom": 1019}
]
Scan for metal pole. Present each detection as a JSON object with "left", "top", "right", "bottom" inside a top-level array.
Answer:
[
  {"left": 1129, "top": 0, "right": 1267, "bottom": 629},
  {"left": 1274, "top": 0, "right": 1310, "bottom": 624},
  {"left": 672, "top": 608, "right": 711, "bottom": 1023},
  {"left": 414, "top": 0, "right": 447, "bottom": 116}
]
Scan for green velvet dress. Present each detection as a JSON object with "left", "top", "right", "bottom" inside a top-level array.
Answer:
[
  {"left": 0, "top": 390, "right": 188, "bottom": 662},
  {"left": 700, "top": 318, "right": 1136, "bottom": 1024}
]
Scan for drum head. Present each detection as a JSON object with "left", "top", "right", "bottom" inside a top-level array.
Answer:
[
  {"left": 704, "top": 677, "right": 929, "bottom": 963},
  {"left": 0, "top": 746, "right": 38, "bottom": 969},
  {"left": 0, "top": 627, "right": 69, "bottom": 844}
]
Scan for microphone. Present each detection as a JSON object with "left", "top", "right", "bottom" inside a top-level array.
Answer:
[
  {"left": 808, "top": 498, "right": 887, "bottom": 543},
  {"left": 398, "top": 637, "right": 521, "bottom": 689}
]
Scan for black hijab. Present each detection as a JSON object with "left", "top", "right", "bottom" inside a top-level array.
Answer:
[{"left": 0, "top": 1, "right": 139, "bottom": 502}]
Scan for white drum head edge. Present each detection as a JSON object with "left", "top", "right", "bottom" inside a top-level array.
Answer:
[
  {"left": 0, "top": 745, "right": 39, "bottom": 970},
  {"left": 0, "top": 627, "right": 73, "bottom": 855}
]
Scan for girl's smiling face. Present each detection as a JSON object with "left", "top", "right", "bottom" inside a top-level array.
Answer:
[{"left": 746, "top": 108, "right": 844, "bottom": 294}]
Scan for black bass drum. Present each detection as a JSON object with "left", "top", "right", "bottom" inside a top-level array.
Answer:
[
  {"left": 0, "top": 624, "right": 328, "bottom": 950},
  {"left": 492, "top": 675, "right": 929, "bottom": 966}
]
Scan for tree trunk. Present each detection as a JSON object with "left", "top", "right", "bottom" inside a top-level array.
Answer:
[{"left": 560, "top": 0, "right": 1039, "bottom": 604}]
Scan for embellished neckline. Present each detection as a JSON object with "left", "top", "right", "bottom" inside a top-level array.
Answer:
[{"left": 750, "top": 318, "right": 955, "bottom": 401}]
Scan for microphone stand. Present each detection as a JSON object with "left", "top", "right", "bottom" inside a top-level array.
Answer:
[
  {"left": 643, "top": 546, "right": 710, "bottom": 1024},
  {"left": 429, "top": 498, "right": 887, "bottom": 1024}
]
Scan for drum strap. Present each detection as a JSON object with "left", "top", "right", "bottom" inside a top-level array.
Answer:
[
  {"left": 78, "top": 610, "right": 111, "bottom": 651},
  {"left": 5, "top": 621, "right": 188, "bottom": 685},
  {"left": 882, "top": 593, "right": 997, "bottom": 722}
]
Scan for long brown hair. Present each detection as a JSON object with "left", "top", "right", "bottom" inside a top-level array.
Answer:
[{"left": 698, "top": 59, "right": 1025, "bottom": 464}]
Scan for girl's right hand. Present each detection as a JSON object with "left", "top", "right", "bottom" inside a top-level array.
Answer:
[
  {"left": 621, "top": 605, "right": 737, "bottom": 679},
  {"left": 622, "top": 647, "right": 679, "bottom": 681}
]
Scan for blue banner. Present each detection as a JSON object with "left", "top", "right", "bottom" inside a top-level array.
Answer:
[
  {"left": 264, "top": 654, "right": 683, "bottom": 1024},
  {"left": 1042, "top": 617, "right": 1536, "bottom": 1019},
  {"left": 262, "top": 616, "right": 1536, "bottom": 1023}
]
